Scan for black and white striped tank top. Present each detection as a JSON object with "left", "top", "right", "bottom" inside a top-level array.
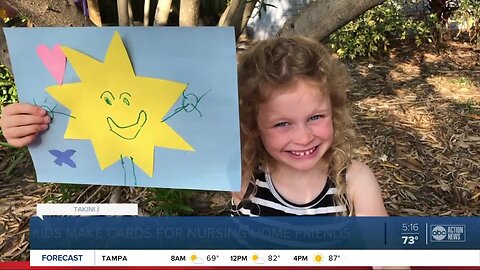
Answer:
[{"left": 231, "top": 170, "right": 347, "bottom": 216}]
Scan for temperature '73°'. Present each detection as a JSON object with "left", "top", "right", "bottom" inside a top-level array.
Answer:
[{"left": 402, "top": 235, "right": 419, "bottom": 245}]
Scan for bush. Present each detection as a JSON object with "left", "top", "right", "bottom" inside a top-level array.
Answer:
[
  {"left": 147, "top": 188, "right": 194, "bottom": 216},
  {"left": 329, "top": 0, "right": 439, "bottom": 59},
  {"left": 0, "top": 64, "right": 17, "bottom": 106},
  {"left": 451, "top": 0, "right": 480, "bottom": 44}
]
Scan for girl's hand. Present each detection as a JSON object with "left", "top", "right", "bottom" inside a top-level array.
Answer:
[{"left": 0, "top": 103, "right": 50, "bottom": 147}]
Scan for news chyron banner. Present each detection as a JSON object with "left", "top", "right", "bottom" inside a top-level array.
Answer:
[{"left": 30, "top": 217, "right": 480, "bottom": 267}]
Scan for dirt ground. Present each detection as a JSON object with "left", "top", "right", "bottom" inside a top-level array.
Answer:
[{"left": 0, "top": 40, "right": 479, "bottom": 261}]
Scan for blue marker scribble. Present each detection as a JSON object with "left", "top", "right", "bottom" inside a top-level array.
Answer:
[
  {"left": 162, "top": 88, "right": 211, "bottom": 122},
  {"left": 33, "top": 97, "right": 76, "bottom": 120},
  {"left": 48, "top": 149, "right": 77, "bottom": 168}
]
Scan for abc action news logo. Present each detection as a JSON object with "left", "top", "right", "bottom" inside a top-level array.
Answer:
[{"left": 430, "top": 225, "right": 466, "bottom": 242}]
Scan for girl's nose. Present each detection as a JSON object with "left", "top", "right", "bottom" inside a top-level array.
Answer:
[{"left": 293, "top": 124, "right": 314, "bottom": 145}]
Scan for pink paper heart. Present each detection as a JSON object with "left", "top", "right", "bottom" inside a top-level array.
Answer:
[{"left": 36, "top": 44, "right": 66, "bottom": 85}]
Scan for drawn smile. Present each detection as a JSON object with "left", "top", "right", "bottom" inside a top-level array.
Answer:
[{"left": 107, "top": 110, "right": 147, "bottom": 140}]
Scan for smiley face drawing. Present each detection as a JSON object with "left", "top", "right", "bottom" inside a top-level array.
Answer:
[
  {"left": 46, "top": 32, "right": 194, "bottom": 177},
  {"left": 101, "top": 90, "right": 147, "bottom": 140}
]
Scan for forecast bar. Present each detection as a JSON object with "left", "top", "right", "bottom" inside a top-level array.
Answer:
[{"left": 30, "top": 250, "right": 480, "bottom": 267}]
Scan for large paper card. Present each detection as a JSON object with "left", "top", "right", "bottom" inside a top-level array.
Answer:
[{"left": 5, "top": 27, "right": 240, "bottom": 191}]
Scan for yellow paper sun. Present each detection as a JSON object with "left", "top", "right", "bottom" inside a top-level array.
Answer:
[{"left": 46, "top": 31, "right": 194, "bottom": 177}]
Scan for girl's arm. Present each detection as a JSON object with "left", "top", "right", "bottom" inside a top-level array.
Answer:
[
  {"left": 347, "top": 160, "right": 388, "bottom": 216},
  {"left": 348, "top": 162, "right": 412, "bottom": 269}
]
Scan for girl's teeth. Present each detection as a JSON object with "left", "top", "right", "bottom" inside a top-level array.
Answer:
[{"left": 291, "top": 147, "right": 315, "bottom": 156}]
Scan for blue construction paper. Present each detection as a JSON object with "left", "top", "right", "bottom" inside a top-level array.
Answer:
[{"left": 5, "top": 27, "right": 240, "bottom": 191}]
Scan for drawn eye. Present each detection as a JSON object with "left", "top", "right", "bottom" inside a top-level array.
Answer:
[
  {"left": 123, "top": 97, "right": 130, "bottom": 106},
  {"left": 100, "top": 91, "right": 115, "bottom": 105},
  {"left": 104, "top": 97, "right": 112, "bottom": 106}
]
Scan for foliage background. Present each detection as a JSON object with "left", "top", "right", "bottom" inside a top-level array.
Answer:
[
  {"left": 0, "top": 64, "right": 17, "bottom": 106},
  {"left": 329, "top": 0, "right": 479, "bottom": 59}
]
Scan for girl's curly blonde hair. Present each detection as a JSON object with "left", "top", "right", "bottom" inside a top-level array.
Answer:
[{"left": 237, "top": 36, "right": 356, "bottom": 215}]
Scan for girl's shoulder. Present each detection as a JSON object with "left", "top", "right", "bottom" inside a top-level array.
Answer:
[
  {"left": 345, "top": 159, "right": 378, "bottom": 185},
  {"left": 345, "top": 160, "right": 388, "bottom": 216},
  {"left": 345, "top": 160, "right": 373, "bottom": 179}
]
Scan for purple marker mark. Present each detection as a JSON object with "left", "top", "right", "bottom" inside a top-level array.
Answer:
[
  {"left": 48, "top": 149, "right": 77, "bottom": 168},
  {"left": 74, "top": 0, "right": 89, "bottom": 17}
]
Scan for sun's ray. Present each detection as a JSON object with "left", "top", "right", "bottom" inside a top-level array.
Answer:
[
  {"left": 103, "top": 32, "right": 135, "bottom": 76},
  {"left": 60, "top": 47, "right": 106, "bottom": 83}
]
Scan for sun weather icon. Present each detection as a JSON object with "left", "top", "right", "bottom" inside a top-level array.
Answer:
[
  {"left": 313, "top": 253, "right": 323, "bottom": 264},
  {"left": 251, "top": 253, "right": 265, "bottom": 264},
  {"left": 190, "top": 254, "right": 204, "bottom": 264}
]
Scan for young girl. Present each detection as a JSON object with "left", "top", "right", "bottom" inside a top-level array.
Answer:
[{"left": 232, "top": 36, "right": 388, "bottom": 217}]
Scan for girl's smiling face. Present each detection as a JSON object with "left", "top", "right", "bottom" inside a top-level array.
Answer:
[{"left": 256, "top": 79, "right": 334, "bottom": 173}]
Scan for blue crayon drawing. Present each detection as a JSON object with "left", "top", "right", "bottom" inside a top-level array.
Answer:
[{"left": 48, "top": 149, "right": 77, "bottom": 168}]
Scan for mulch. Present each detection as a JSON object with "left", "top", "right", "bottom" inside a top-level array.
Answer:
[{"left": 348, "top": 41, "right": 480, "bottom": 216}]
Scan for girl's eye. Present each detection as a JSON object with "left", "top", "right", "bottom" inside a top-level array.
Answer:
[
  {"left": 309, "top": 114, "right": 324, "bottom": 121},
  {"left": 104, "top": 97, "right": 112, "bottom": 106},
  {"left": 274, "top": 122, "right": 289, "bottom": 128},
  {"left": 123, "top": 97, "right": 130, "bottom": 106}
]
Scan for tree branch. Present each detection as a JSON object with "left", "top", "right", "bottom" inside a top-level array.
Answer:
[
  {"left": 218, "top": 0, "right": 247, "bottom": 40},
  {"left": 277, "top": 0, "right": 386, "bottom": 40}
]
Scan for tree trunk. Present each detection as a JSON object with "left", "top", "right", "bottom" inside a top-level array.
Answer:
[
  {"left": 87, "top": 0, "right": 102, "bottom": 26},
  {"left": 3, "top": 0, "right": 94, "bottom": 26},
  {"left": 117, "top": 0, "right": 129, "bottom": 26},
  {"left": 218, "top": 0, "right": 244, "bottom": 26},
  {"left": 277, "top": 0, "right": 386, "bottom": 40},
  {"left": 218, "top": 0, "right": 247, "bottom": 40},
  {"left": 143, "top": 0, "right": 150, "bottom": 26},
  {"left": 240, "top": 0, "right": 258, "bottom": 34},
  {"left": 179, "top": 0, "right": 200, "bottom": 26},
  {"left": 154, "top": 0, "right": 172, "bottom": 26},
  {"left": 127, "top": 0, "right": 134, "bottom": 26}
]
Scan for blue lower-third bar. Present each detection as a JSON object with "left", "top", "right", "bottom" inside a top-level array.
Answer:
[{"left": 30, "top": 216, "right": 480, "bottom": 250}]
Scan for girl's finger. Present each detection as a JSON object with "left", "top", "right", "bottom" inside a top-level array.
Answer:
[
  {"left": 7, "top": 134, "right": 38, "bottom": 148},
  {"left": 3, "top": 124, "right": 47, "bottom": 140},
  {"left": 2, "top": 103, "right": 46, "bottom": 117},
  {"left": 2, "top": 114, "right": 50, "bottom": 128}
]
